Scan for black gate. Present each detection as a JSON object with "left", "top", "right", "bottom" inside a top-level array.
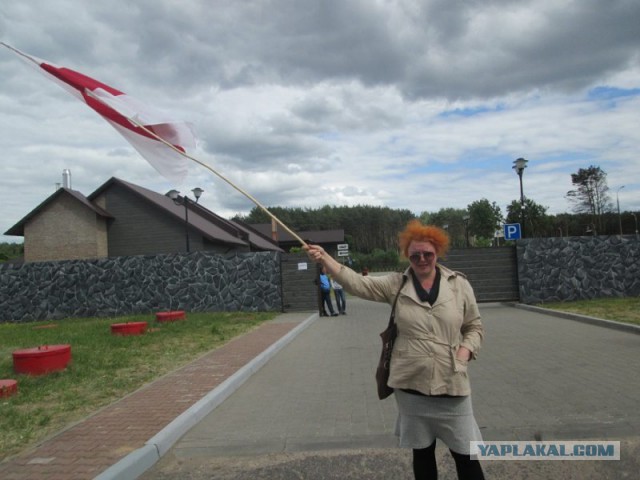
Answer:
[
  {"left": 439, "top": 247, "right": 519, "bottom": 303},
  {"left": 280, "top": 247, "right": 519, "bottom": 311}
]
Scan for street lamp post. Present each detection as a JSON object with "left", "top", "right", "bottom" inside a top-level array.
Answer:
[
  {"left": 512, "top": 157, "right": 528, "bottom": 238},
  {"left": 616, "top": 185, "right": 625, "bottom": 237},
  {"left": 166, "top": 187, "right": 204, "bottom": 252}
]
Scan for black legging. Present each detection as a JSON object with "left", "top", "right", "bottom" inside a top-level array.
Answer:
[{"left": 413, "top": 440, "right": 485, "bottom": 480}]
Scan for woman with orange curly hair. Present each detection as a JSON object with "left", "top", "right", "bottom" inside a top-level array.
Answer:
[{"left": 305, "top": 219, "right": 484, "bottom": 480}]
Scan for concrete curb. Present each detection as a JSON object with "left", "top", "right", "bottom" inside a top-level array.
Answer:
[
  {"left": 94, "top": 312, "right": 319, "bottom": 480},
  {"left": 509, "top": 303, "right": 640, "bottom": 335}
]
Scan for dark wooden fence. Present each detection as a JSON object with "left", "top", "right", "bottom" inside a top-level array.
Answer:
[
  {"left": 439, "top": 247, "right": 519, "bottom": 302},
  {"left": 280, "top": 253, "right": 320, "bottom": 312},
  {"left": 280, "top": 247, "right": 520, "bottom": 311}
]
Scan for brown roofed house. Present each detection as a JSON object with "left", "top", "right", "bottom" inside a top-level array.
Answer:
[{"left": 5, "top": 177, "right": 283, "bottom": 263}]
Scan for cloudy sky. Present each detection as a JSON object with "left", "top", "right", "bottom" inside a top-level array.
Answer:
[{"left": 1, "top": 0, "right": 639, "bottom": 242}]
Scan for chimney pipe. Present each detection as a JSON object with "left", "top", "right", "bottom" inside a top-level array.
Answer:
[{"left": 62, "top": 169, "right": 72, "bottom": 189}]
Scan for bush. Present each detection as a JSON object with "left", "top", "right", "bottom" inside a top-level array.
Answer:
[{"left": 350, "top": 249, "right": 402, "bottom": 272}]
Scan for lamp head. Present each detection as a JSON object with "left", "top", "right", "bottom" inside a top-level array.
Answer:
[
  {"left": 166, "top": 189, "right": 183, "bottom": 206},
  {"left": 192, "top": 187, "right": 204, "bottom": 202},
  {"left": 513, "top": 157, "right": 528, "bottom": 174}
]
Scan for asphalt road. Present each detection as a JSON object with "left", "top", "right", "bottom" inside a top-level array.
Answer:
[{"left": 141, "top": 299, "right": 640, "bottom": 479}]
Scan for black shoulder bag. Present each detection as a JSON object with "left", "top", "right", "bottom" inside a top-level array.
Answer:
[{"left": 375, "top": 276, "right": 407, "bottom": 400}]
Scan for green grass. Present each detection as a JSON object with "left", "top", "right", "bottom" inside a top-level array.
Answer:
[
  {"left": 538, "top": 297, "right": 640, "bottom": 326},
  {"left": 0, "top": 311, "right": 276, "bottom": 459}
]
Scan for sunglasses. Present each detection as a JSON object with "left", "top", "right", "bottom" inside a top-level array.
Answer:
[{"left": 408, "top": 251, "right": 436, "bottom": 263}]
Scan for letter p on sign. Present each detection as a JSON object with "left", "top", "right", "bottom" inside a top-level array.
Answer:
[{"left": 504, "top": 223, "right": 521, "bottom": 240}]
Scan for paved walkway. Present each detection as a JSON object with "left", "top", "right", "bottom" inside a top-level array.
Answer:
[{"left": 2, "top": 299, "right": 639, "bottom": 479}]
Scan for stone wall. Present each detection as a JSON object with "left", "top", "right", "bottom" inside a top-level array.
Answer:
[
  {"left": 0, "top": 251, "right": 282, "bottom": 323},
  {"left": 4, "top": 236, "right": 639, "bottom": 321},
  {"left": 517, "top": 235, "right": 640, "bottom": 304}
]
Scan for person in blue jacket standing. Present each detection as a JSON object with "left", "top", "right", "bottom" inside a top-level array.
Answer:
[{"left": 319, "top": 266, "right": 338, "bottom": 316}]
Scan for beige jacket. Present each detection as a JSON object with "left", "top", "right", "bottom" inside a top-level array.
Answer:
[{"left": 334, "top": 264, "right": 483, "bottom": 396}]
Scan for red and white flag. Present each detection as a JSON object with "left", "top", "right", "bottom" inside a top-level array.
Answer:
[{"left": 2, "top": 42, "right": 195, "bottom": 184}]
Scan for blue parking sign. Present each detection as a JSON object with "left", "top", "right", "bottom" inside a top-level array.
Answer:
[{"left": 504, "top": 223, "right": 521, "bottom": 240}]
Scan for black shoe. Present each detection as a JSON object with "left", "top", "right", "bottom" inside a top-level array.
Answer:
[
  {"left": 341, "top": 312, "right": 346, "bottom": 315},
  {"left": 331, "top": 313, "right": 339, "bottom": 316}
]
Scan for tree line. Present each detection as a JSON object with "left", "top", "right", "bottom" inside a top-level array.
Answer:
[
  {"left": 236, "top": 165, "right": 638, "bottom": 253},
  {"left": 0, "top": 242, "right": 24, "bottom": 263},
  {"left": 236, "top": 204, "right": 416, "bottom": 253}
]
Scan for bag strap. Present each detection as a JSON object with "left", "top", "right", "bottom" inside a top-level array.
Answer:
[{"left": 386, "top": 275, "right": 408, "bottom": 329}]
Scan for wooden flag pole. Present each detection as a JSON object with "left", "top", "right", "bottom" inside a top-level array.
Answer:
[
  {"left": 85, "top": 90, "right": 308, "bottom": 247},
  {"left": 140, "top": 124, "right": 308, "bottom": 248}
]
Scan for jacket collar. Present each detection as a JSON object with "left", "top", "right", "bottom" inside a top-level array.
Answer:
[{"left": 401, "top": 264, "right": 459, "bottom": 307}]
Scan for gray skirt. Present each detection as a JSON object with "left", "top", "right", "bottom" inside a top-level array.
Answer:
[{"left": 394, "top": 390, "right": 483, "bottom": 454}]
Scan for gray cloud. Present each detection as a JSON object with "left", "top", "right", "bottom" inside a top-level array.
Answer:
[{"left": 5, "top": 1, "right": 639, "bottom": 100}]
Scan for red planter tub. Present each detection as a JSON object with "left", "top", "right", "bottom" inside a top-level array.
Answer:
[
  {"left": 0, "top": 379, "right": 18, "bottom": 398},
  {"left": 155, "top": 310, "right": 186, "bottom": 322},
  {"left": 13, "top": 344, "right": 72, "bottom": 375},
  {"left": 111, "top": 321, "right": 148, "bottom": 336}
]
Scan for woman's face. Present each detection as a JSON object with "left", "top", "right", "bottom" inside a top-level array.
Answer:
[{"left": 408, "top": 240, "right": 438, "bottom": 279}]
